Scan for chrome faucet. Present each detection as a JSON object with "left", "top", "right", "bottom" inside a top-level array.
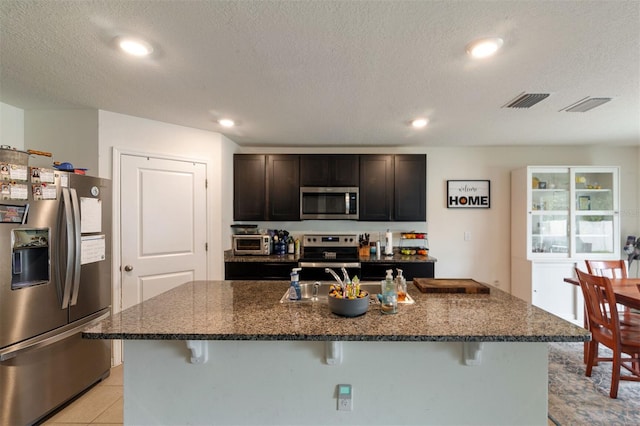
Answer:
[
  {"left": 325, "top": 268, "right": 343, "bottom": 288},
  {"left": 341, "top": 267, "right": 351, "bottom": 284}
]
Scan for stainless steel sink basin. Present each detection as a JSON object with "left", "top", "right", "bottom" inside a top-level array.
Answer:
[{"left": 279, "top": 282, "right": 414, "bottom": 304}]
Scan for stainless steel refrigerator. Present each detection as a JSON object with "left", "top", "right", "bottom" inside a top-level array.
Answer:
[{"left": 0, "top": 171, "right": 112, "bottom": 425}]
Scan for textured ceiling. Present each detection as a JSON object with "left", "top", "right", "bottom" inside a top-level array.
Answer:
[{"left": 1, "top": 0, "right": 639, "bottom": 147}]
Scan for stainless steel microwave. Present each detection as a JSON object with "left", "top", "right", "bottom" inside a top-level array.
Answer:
[
  {"left": 300, "top": 187, "right": 359, "bottom": 220},
  {"left": 232, "top": 234, "right": 271, "bottom": 255}
]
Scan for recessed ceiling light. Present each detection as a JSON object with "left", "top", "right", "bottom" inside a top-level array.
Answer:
[
  {"left": 466, "top": 37, "right": 503, "bottom": 59},
  {"left": 218, "top": 118, "right": 235, "bottom": 128},
  {"left": 117, "top": 37, "right": 153, "bottom": 57},
  {"left": 411, "top": 118, "right": 428, "bottom": 128}
]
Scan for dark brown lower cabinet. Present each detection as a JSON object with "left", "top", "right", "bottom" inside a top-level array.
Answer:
[
  {"left": 360, "top": 262, "right": 434, "bottom": 281},
  {"left": 225, "top": 262, "right": 297, "bottom": 280}
]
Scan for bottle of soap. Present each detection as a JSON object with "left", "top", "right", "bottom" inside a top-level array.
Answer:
[
  {"left": 381, "top": 269, "right": 397, "bottom": 314},
  {"left": 396, "top": 268, "right": 407, "bottom": 302},
  {"left": 289, "top": 267, "right": 302, "bottom": 300}
]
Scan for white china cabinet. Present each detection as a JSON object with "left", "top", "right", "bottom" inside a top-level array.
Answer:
[{"left": 511, "top": 166, "right": 620, "bottom": 325}]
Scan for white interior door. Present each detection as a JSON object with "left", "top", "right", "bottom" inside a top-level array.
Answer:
[{"left": 121, "top": 154, "right": 207, "bottom": 310}]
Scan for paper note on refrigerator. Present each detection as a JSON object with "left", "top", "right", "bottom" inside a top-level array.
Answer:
[
  {"left": 80, "top": 197, "right": 102, "bottom": 233},
  {"left": 81, "top": 234, "right": 106, "bottom": 265}
]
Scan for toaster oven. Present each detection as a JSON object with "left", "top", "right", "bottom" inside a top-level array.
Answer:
[{"left": 232, "top": 234, "right": 271, "bottom": 255}]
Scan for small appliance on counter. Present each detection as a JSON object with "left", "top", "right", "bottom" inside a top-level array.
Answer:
[{"left": 231, "top": 234, "right": 271, "bottom": 255}]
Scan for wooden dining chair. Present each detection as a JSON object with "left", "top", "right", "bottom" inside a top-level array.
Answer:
[
  {"left": 585, "top": 259, "right": 628, "bottom": 279},
  {"left": 575, "top": 268, "right": 640, "bottom": 398},
  {"left": 585, "top": 259, "right": 638, "bottom": 322}
]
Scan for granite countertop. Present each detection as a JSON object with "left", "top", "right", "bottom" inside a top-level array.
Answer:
[
  {"left": 83, "top": 280, "right": 589, "bottom": 343},
  {"left": 224, "top": 250, "right": 437, "bottom": 263}
]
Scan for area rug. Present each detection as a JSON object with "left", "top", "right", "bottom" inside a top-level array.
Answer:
[{"left": 548, "top": 342, "right": 640, "bottom": 425}]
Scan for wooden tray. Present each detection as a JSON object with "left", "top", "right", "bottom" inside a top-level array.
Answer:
[{"left": 412, "top": 278, "right": 490, "bottom": 294}]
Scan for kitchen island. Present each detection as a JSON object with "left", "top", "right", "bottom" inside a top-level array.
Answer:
[{"left": 84, "top": 280, "right": 588, "bottom": 425}]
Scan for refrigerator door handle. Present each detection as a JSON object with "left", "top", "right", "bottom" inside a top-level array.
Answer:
[
  {"left": 69, "top": 188, "right": 82, "bottom": 306},
  {"left": 59, "top": 188, "right": 74, "bottom": 309}
]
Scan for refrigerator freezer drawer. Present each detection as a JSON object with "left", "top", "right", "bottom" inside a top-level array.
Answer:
[{"left": 0, "top": 322, "right": 111, "bottom": 425}]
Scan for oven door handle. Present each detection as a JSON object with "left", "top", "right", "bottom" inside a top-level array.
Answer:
[{"left": 299, "top": 262, "right": 361, "bottom": 269}]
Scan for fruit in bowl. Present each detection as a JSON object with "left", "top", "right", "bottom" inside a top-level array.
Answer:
[{"left": 328, "top": 284, "right": 370, "bottom": 317}]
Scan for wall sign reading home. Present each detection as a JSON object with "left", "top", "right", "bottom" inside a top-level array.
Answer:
[{"left": 447, "top": 180, "right": 490, "bottom": 208}]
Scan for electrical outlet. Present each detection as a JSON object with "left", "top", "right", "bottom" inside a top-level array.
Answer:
[
  {"left": 338, "top": 398, "right": 352, "bottom": 411},
  {"left": 464, "top": 231, "right": 471, "bottom": 241}
]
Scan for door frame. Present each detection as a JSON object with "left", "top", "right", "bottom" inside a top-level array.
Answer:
[{"left": 112, "top": 147, "right": 211, "bottom": 365}]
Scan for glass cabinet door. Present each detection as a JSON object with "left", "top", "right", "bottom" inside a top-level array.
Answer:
[
  {"left": 529, "top": 168, "right": 570, "bottom": 257},
  {"left": 571, "top": 167, "right": 619, "bottom": 257}
]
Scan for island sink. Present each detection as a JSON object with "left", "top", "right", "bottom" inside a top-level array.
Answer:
[{"left": 279, "top": 282, "right": 415, "bottom": 304}]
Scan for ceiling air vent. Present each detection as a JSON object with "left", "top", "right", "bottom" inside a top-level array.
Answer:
[
  {"left": 560, "top": 97, "right": 612, "bottom": 112},
  {"left": 502, "top": 92, "right": 550, "bottom": 109}
]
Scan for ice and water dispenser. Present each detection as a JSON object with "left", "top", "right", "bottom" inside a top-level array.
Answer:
[{"left": 11, "top": 228, "right": 50, "bottom": 290}]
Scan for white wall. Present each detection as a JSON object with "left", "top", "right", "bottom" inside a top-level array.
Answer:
[
  {"left": 237, "top": 145, "right": 639, "bottom": 292},
  {"left": 97, "top": 110, "right": 234, "bottom": 281},
  {"left": 0, "top": 102, "right": 25, "bottom": 149},
  {"left": 24, "top": 109, "right": 98, "bottom": 170}
]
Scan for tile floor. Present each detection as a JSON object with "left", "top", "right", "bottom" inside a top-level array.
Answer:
[{"left": 42, "top": 364, "right": 123, "bottom": 426}]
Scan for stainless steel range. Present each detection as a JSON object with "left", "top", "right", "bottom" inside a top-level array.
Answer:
[{"left": 298, "top": 234, "right": 360, "bottom": 281}]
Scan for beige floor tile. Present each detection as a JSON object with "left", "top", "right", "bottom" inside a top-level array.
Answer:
[
  {"left": 92, "top": 396, "right": 123, "bottom": 424},
  {"left": 44, "top": 385, "right": 121, "bottom": 424},
  {"left": 100, "top": 364, "right": 123, "bottom": 387}
]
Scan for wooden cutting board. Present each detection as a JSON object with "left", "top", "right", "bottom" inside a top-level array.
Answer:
[{"left": 412, "top": 278, "right": 490, "bottom": 294}]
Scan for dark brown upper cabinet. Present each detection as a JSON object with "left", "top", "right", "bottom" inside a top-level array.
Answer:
[
  {"left": 300, "top": 155, "right": 359, "bottom": 187},
  {"left": 234, "top": 153, "right": 425, "bottom": 222},
  {"left": 359, "top": 154, "right": 426, "bottom": 222},
  {"left": 233, "top": 154, "right": 267, "bottom": 221},
  {"left": 394, "top": 154, "right": 426, "bottom": 221},
  {"left": 233, "top": 154, "right": 300, "bottom": 221},
  {"left": 266, "top": 155, "right": 300, "bottom": 221},
  {"left": 359, "top": 155, "right": 394, "bottom": 221}
]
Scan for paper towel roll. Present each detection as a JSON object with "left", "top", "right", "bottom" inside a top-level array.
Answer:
[{"left": 385, "top": 231, "right": 393, "bottom": 255}]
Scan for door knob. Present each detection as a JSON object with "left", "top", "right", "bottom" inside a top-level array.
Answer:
[{"left": 124, "top": 265, "right": 134, "bottom": 272}]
